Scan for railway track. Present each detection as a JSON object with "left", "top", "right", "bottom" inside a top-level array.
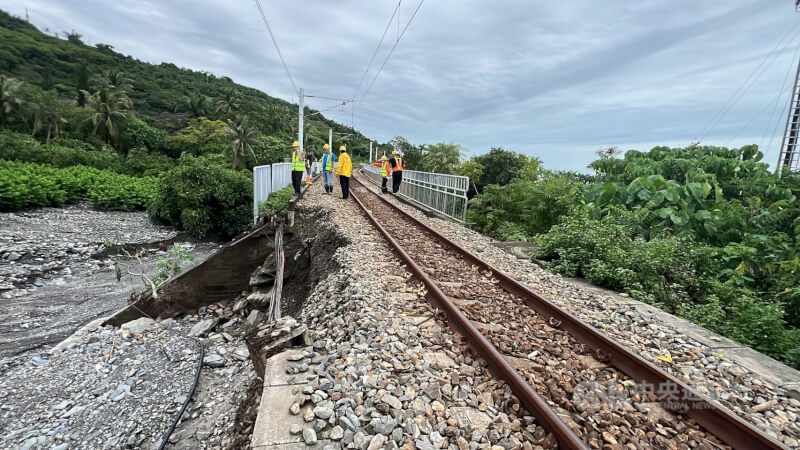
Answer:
[{"left": 348, "top": 174, "right": 787, "bottom": 450}]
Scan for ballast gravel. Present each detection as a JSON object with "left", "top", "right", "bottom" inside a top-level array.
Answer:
[{"left": 353, "top": 172, "right": 800, "bottom": 447}]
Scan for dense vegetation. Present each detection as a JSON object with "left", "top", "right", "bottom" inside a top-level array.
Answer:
[
  {"left": 0, "top": 9, "right": 375, "bottom": 237},
  {"left": 0, "top": 159, "right": 155, "bottom": 211},
  {"left": 468, "top": 145, "right": 800, "bottom": 366}
]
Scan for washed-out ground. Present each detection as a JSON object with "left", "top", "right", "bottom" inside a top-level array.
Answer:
[{"left": 0, "top": 205, "right": 219, "bottom": 449}]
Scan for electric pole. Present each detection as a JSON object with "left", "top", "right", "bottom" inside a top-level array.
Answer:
[
  {"left": 777, "top": 3, "right": 800, "bottom": 174},
  {"left": 298, "top": 88, "right": 304, "bottom": 152}
]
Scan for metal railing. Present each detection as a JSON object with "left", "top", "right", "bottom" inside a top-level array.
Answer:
[
  {"left": 272, "top": 163, "right": 292, "bottom": 192},
  {"left": 360, "top": 164, "right": 469, "bottom": 222},
  {"left": 253, "top": 162, "right": 293, "bottom": 224}
]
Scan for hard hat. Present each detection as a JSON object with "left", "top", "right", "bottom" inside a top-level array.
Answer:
[
  {"left": 392, "top": 149, "right": 399, "bottom": 154},
  {"left": 292, "top": 141, "right": 300, "bottom": 147},
  {"left": 380, "top": 155, "right": 388, "bottom": 161},
  {"left": 339, "top": 145, "right": 347, "bottom": 152},
  {"left": 323, "top": 144, "right": 330, "bottom": 150}
]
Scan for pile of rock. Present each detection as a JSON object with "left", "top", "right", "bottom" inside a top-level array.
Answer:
[{"left": 0, "top": 318, "right": 199, "bottom": 449}]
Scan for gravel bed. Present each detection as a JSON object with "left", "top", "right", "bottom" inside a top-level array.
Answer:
[
  {"left": 297, "top": 182, "right": 557, "bottom": 449},
  {"left": 0, "top": 318, "right": 200, "bottom": 450},
  {"left": 166, "top": 303, "right": 259, "bottom": 450},
  {"left": 0, "top": 204, "right": 177, "bottom": 299},
  {"left": 351, "top": 181, "right": 723, "bottom": 449},
  {"left": 352, "top": 172, "right": 800, "bottom": 447}
]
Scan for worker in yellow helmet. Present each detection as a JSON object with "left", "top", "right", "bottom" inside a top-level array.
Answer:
[
  {"left": 291, "top": 140, "right": 305, "bottom": 196},
  {"left": 389, "top": 149, "right": 404, "bottom": 193},
  {"left": 379, "top": 155, "right": 392, "bottom": 193},
  {"left": 336, "top": 145, "right": 352, "bottom": 199},
  {"left": 320, "top": 144, "right": 336, "bottom": 194}
]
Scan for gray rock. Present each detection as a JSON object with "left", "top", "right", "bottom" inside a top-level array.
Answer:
[
  {"left": 315, "top": 419, "right": 327, "bottom": 432},
  {"left": 189, "top": 318, "right": 219, "bottom": 337},
  {"left": 314, "top": 406, "right": 334, "bottom": 420},
  {"left": 120, "top": 317, "right": 155, "bottom": 335},
  {"left": 340, "top": 416, "right": 357, "bottom": 431},
  {"left": 330, "top": 425, "right": 344, "bottom": 440},
  {"left": 367, "top": 434, "right": 386, "bottom": 450},
  {"left": 203, "top": 354, "right": 225, "bottom": 368},
  {"left": 290, "top": 424, "right": 303, "bottom": 435},
  {"left": 246, "top": 310, "right": 261, "bottom": 326},
  {"left": 354, "top": 431, "right": 368, "bottom": 449},
  {"left": 382, "top": 394, "right": 402, "bottom": 410},
  {"left": 303, "top": 428, "right": 318, "bottom": 445},
  {"left": 7, "top": 251, "right": 22, "bottom": 261}
]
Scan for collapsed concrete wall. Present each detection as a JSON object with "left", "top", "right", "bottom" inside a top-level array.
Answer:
[{"left": 104, "top": 225, "right": 278, "bottom": 326}]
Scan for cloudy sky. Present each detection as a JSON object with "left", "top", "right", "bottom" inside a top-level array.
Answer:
[{"left": 3, "top": 1, "right": 799, "bottom": 171}]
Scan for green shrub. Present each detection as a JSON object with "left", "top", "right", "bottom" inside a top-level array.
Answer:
[
  {"left": 0, "top": 130, "right": 123, "bottom": 171},
  {"left": 124, "top": 146, "right": 173, "bottom": 177},
  {"left": 258, "top": 186, "right": 293, "bottom": 218},
  {"left": 533, "top": 210, "right": 800, "bottom": 364},
  {"left": 148, "top": 154, "right": 252, "bottom": 238},
  {"left": 0, "top": 160, "right": 155, "bottom": 211}
]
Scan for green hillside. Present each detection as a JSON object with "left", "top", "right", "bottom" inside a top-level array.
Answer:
[
  {"left": 0, "top": 9, "right": 376, "bottom": 238},
  {"left": 0, "top": 10, "right": 368, "bottom": 152}
]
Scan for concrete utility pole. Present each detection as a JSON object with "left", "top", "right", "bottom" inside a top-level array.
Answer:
[
  {"left": 298, "top": 87, "right": 304, "bottom": 152},
  {"left": 328, "top": 128, "right": 332, "bottom": 152},
  {"left": 369, "top": 141, "right": 373, "bottom": 162}
]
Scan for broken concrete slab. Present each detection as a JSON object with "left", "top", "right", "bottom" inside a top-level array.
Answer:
[{"left": 120, "top": 317, "right": 155, "bottom": 335}]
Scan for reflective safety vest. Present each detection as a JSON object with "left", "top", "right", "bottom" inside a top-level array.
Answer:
[
  {"left": 322, "top": 153, "right": 335, "bottom": 171},
  {"left": 394, "top": 157, "right": 404, "bottom": 172},
  {"left": 381, "top": 161, "right": 391, "bottom": 177},
  {"left": 291, "top": 151, "right": 305, "bottom": 171}
]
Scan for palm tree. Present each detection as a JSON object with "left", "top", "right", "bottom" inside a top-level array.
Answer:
[
  {"left": 265, "top": 104, "right": 290, "bottom": 133},
  {"left": 82, "top": 86, "right": 132, "bottom": 147},
  {"left": 0, "top": 75, "right": 24, "bottom": 126},
  {"left": 183, "top": 94, "right": 211, "bottom": 117},
  {"left": 92, "top": 69, "right": 133, "bottom": 94},
  {"left": 225, "top": 119, "right": 256, "bottom": 170},
  {"left": 216, "top": 88, "right": 241, "bottom": 116},
  {"left": 44, "top": 110, "right": 68, "bottom": 144}
]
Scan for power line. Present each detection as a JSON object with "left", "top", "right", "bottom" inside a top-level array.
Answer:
[
  {"left": 253, "top": 0, "right": 298, "bottom": 95},
  {"left": 759, "top": 42, "right": 800, "bottom": 150},
  {"left": 304, "top": 94, "right": 354, "bottom": 103},
  {"left": 351, "top": 1, "right": 401, "bottom": 102},
  {"left": 698, "top": 20, "right": 800, "bottom": 141},
  {"left": 358, "top": 0, "right": 426, "bottom": 107}
]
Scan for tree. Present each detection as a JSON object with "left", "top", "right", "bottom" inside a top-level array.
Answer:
[
  {"left": 472, "top": 147, "right": 529, "bottom": 192},
  {"left": 421, "top": 142, "right": 463, "bottom": 174},
  {"left": 183, "top": 94, "right": 211, "bottom": 117},
  {"left": 164, "top": 117, "right": 228, "bottom": 157},
  {"left": 93, "top": 69, "right": 133, "bottom": 94},
  {"left": 457, "top": 160, "right": 484, "bottom": 195},
  {"left": 225, "top": 119, "right": 256, "bottom": 170},
  {"left": 76, "top": 62, "right": 89, "bottom": 107},
  {"left": 264, "top": 104, "right": 291, "bottom": 134},
  {"left": 82, "top": 86, "right": 132, "bottom": 148},
  {"left": 0, "top": 75, "right": 24, "bottom": 125},
  {"left": 215, "top": 87, "right": 241, "bottom": 116}
]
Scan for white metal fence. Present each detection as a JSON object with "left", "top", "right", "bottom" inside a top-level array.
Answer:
[
  {"left": 271, "top": 162, "right": 292, "bottom": 192},
  {"left": 360, "top": 164, "right": 469, "bottom": 222},
  {"left": 253, "top": 162, "right": 294, "bottom": 224}
]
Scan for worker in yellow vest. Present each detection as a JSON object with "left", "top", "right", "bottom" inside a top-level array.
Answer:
[
  {"left": 389, "top": 149, "right": 404, "bottom": 193},
  {"left": 336, "top": 145, "right": 352, "bottom": 199},
  {"left": 291, "top": 141, "right": 305, "bottom": 196},
  {"left": 379, "top": 155, "right": 392, "bottom": 193},
  {"left": 320, "top": 144, "right": 336, "bottom": 194}
]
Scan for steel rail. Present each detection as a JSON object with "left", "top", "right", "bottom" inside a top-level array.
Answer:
[
  {"left": 349, "top": 185, "right": 590, "bottom": 450},
  {"left": 350, "top": 176, "right": 787, "bottom": 450}
]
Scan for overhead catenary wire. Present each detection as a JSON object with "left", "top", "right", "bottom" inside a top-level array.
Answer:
[
  {"left": 358, "top": 0, "right": 426, "bottom": 107},
  {"left": 759, "top": 42, "right": 800, "bottom": 150},
  {"left": 351, "top": 1, "right": 401, "bottom": 102},
  {"left": 723, "top": 43, "right": 800, "bottom": 147},
  {"left": 253, "top": 0, "right": 298, "bottom": 95},
  {"left": 698, "top": 20, "right": 800, "bottom": 141}
]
